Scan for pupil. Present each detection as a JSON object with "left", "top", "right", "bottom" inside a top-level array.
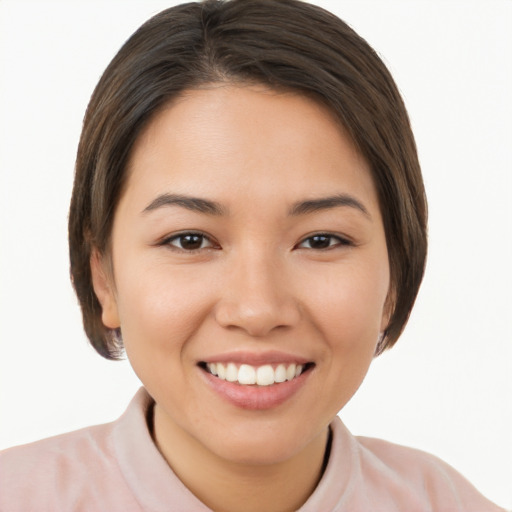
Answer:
[
  {"left": 182, "top": 234, "right": 202, "bottom": 249},
  {"left": 310, "top": 235, "right": 330, "bottom": 248}
]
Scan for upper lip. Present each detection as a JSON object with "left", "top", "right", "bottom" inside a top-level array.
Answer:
[{"left": 198, "top": 350, "right": 312, "bottom": 366}]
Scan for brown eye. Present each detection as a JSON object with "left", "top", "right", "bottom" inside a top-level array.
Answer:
[
  {"left": 166, "top": 233, "right": 214, "bottom": 251},
  {"left": 306, "top": 235, "right": 332, "bottom": 249},
  {"left": 297, "top": 234, "right": 351, "bottom": 250}
]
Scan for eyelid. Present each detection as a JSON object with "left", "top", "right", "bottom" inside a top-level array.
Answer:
[
  {"left": 159, "top": 230, "right": 220, "bottom": 251},
  {"left": 295, "top": 232, "right": 354, "bottom": 250},
  {"left": 156, "top": 230, "right": 352, "bottom": 252}
]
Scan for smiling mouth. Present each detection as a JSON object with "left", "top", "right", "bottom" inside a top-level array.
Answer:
[{"left": 199, "top": 362, "right": 315, "bottom": 386}]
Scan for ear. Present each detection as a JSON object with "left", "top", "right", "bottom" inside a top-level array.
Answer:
[
  {"left": 90, "top": 249, "right": 120, "bottom": 329},
  {"left": 380, "top": 286, "right": 395, "bottom": 333}
]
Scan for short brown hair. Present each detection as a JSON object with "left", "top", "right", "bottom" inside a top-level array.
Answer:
[{"left": 69, "top": 0, "right": 427, "bottom": 359}]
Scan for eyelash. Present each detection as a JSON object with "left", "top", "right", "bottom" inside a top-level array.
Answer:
[
  {"left": 296, "top": 233, "right": 352, "bottom": 250},
  {"left": 161, "top": 231, "right": 352, "bottom": 252},
  {"left": 161, "top": 232, "right": 219, "bottom": 252}
]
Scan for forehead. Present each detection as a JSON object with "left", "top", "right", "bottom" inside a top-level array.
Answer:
[{"left": 123, "top": 84, "right": 378, "bottom": 214}]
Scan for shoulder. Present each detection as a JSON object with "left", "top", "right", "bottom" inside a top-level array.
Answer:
[
  {"left": 356, "top": 433, "right": 505, "bottom": 511},
  {"left": 319, "top": 418, "right": 505, "bottom": 512},
  {"left": 0, "top": 401, "right": 148, "bottom": 512},
  {"left": 357, "top": 434, "right": 459, "bottom": 480},
  {"left": 0, "top": 421, "right": 114, "bottom": 478}
]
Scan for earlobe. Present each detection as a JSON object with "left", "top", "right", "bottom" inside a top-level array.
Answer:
[
  {"left": 380, "top": 309, "right": 391, "bottom": 333},
  {"left": 380, "top": 288, "right": 395, "bottom": 332},
  {"left": 90, "top": 249, "right": 120, "bottom": 329}
]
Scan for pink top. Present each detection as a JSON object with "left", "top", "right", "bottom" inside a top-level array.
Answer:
[{"left": 0, "top": 388, "right": 504, "bottom": 511}]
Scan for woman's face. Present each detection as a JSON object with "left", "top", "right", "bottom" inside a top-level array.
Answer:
[{"left": 93, "top": 85, "right": 390, "bottom": 465}]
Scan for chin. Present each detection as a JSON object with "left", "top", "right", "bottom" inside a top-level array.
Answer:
[
  {"left": 205, "top": 419, "right": 325, "bottom": 467},
  {"left": 216, "top": 438, "right": 303, "bottom": 466}
]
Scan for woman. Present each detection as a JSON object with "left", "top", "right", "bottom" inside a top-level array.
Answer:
[{"left": 0, "top": 1, "right": 507, "bottom": 510}]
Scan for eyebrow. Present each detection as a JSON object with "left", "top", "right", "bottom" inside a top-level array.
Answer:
[
  {"left": 289, "top": 194, "right": 371, "bottom": 218},
  {"left": 142, "top": 193, "right": 226, "bottom": 216},
  {"left": 142, "top": 192, "right": 370, "bottom": 219}
]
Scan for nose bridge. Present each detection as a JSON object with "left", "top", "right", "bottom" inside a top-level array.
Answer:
[{"left": 214, "top": 244, "right": 300, "bottom": 336}]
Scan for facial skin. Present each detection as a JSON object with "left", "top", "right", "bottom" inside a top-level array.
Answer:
[{"left": 91, "top": 84, "right": 390, "bottom": 512}]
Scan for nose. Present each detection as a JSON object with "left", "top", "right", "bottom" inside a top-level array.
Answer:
[{"left": 214, "top": 251, "right": 301, "bottom": 337}]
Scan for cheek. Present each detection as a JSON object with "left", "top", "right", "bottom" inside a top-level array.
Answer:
[
  {"left": 312, "top": 265, "right": 388, "bottom": 405},
  {"left": 113, "top": 261, "right": 216, "bottom": 360},
  {"left": 306, "top": 261, "right": 389, "bottom": 347}
]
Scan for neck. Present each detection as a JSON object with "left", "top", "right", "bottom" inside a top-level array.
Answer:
[{"left": 152, "top": 404, "right": 330, "bottom": 512}]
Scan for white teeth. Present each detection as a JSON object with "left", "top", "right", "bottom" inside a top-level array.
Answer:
[
  {"left": 238, "top": 364, "right": 256, "bottom": 385},
  {"left": 204, "top": 362, "right": 306, "bottom": 386},
  {"left": 256, "top": 365, "right": 274, "bottom": 386},
  {"left": 226, "top": 363, "right": 238, "bottom": 382},
  {"left": 275, "top": 364, "right": 287, "bottom": 383},
  {"left": 286, "top": 364, "right": 297, "bottom": 381},
  {"left": 217, "top": 363, "right": 226, "bottom": 380}
]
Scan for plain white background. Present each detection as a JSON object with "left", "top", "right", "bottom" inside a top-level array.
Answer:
[{"left": 0, "top": 1, "right": 511, "bottom": 509}]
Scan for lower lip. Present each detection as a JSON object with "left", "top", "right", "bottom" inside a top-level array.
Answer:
[{"left": 200, "top": 367, "right": 312, "bottom": 410}]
